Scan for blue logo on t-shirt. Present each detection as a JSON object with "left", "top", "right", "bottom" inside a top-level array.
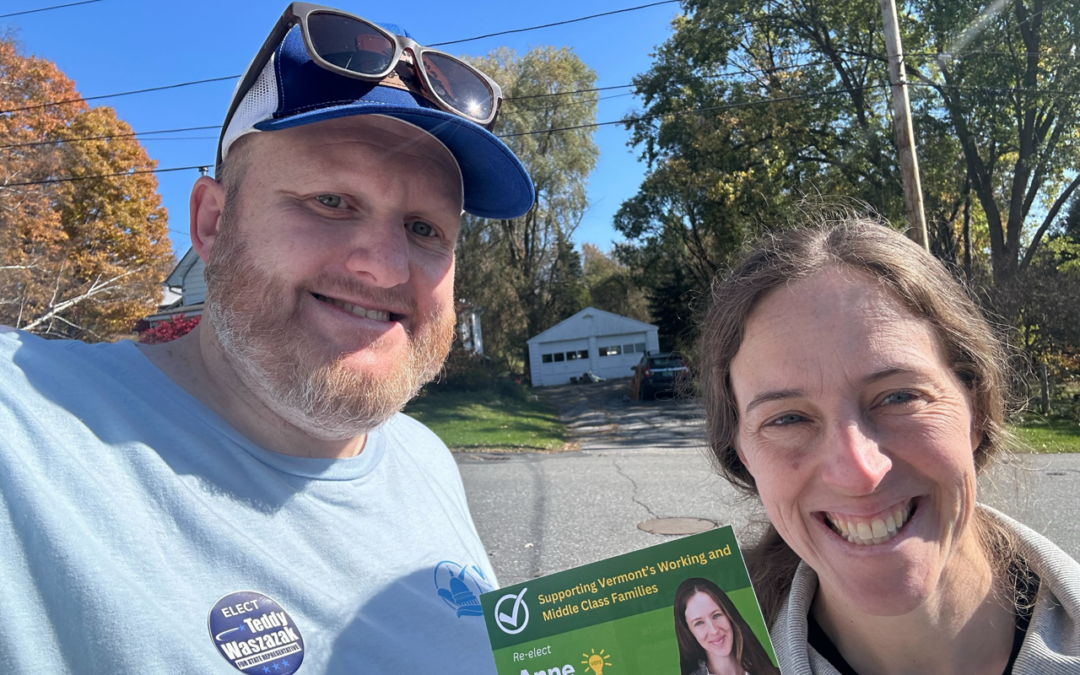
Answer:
[
  {"left": 208, "top": 591, "right": 305, "bottom": 674},
  {"left": 434, "top": 561, "right": 492, "bottom": 618}
]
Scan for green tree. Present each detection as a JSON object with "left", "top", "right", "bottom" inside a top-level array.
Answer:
[
  {"left": 618, "top": 0, "right": 1080, "bottom": 345},
  {"left": 581, "top": 243, "right": 651, "bottom": 323},
  {"left": 0, "top": 33, "right": 172, "bottom": 339},
  {"left": 614, "top": 238, "right": 699, "bottom": 352},
  {"left": 912, "top": 0, "right": 1080, "bottom": 282},
  {"left": 456, "top": 46, "right": 599, "bottom": 371}
]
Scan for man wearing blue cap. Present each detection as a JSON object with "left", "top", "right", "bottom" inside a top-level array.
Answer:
[{"left": 0, "top": 4, "right": 532, "bottom": 673}]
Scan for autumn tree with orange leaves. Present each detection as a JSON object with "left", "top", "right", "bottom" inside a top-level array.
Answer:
[{"left": 0, "top": 31, "right": 172, "bottom": 340}]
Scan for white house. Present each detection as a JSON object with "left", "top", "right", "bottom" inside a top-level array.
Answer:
[
  {"left": 145, "top": 247, "right": 206, "bottom": 325},
  {"left": 526, "top": 307, "right": 659, "bottom": 387}
]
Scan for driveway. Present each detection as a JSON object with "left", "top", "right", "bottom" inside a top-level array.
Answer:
[
  {"left": 459, "top": 379, "right": 1080, "bottom": 586},
  {"left": 539, "top": 378, "right": 704, "bottom": 451}
]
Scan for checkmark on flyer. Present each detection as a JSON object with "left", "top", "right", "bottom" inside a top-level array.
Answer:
[
  {"left": 499, "top": 588, "right": 526, "bottom": 625},
  {"left": 494, "top": 588, "right": 529, "bottom": 634}
]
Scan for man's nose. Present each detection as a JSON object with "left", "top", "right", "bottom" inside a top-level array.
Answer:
[
  {"left": 819, "top": 418, "right": 891, "bottom": 494},
  {"left": 343, "top": 221, "right": 410, "bottom": 288}
]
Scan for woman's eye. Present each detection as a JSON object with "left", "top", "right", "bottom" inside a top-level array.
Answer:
[
  {"left": 882, "top": 391, "right": 918, "bottom": 405},
  {"left": 769, "top": 413, "right": 805, "bottom": 426},
  {"left": 315, "top": 194, "right": 344, "bottom": 208},
  {"left": 407, "top": 220, "right": 436, "bottom": 237}
]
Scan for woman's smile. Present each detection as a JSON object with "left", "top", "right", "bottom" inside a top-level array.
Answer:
[{"left": 821, "top": 496, "right": 916, "bottom": 546}]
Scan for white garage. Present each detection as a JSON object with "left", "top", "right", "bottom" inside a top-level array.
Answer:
[{"left": 526, "top": 307, "right": 660, "bottom": 387}]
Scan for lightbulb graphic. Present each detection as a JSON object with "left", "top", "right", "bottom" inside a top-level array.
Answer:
[
  {"left": 588, "top": 655, "right": 604, "bottom": 674},
  {"left": 581, "top": 648, "right": 612, "bottom": 675}
]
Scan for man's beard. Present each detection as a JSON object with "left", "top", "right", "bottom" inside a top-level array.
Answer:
[{"left": 203, "top": 215, "right": 454, "bottom": 441}]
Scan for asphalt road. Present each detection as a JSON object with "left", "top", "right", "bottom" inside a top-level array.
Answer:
[{"left": 458, "top": 380, "right": 1080, "bottom": 586}]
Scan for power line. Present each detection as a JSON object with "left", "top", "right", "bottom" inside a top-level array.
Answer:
[
  {"left": 909, "top": 82, "right": 1080, "bottom": 97},
  {"left": 0, "top": 125, "right": 221, "bottom": 151},
  {"left": 0, "top": 0, "right": 102, "bottom": 19},
  {"left": 503, "top": 57, "right": 858, "bottom": 102},
  {"left": 130, "top": 136, "right": 219, "bottom": 142},
  {"left": 430, "top": 0, "right": 678, "bottom": 47},
  {"left": 907, "top": 49, "right": 1080, "bottom": 59},
  {"left": 500, "top": 84, "right": 887, "bottom": 137},
  {"left": 2, "top": 165, "right": 207, "bottom": 188},
  {"left": 0, "top": 75, "right": 239, "bottom": 116},
  {"left": 505, "top": 84, "right": 635, "bottom": 101},
  {"left": 1018, "top": 0, "right": 1071, "bottom": 28},
  {"left": 507, "top": 91, "right": 636, "bottom": 112}
]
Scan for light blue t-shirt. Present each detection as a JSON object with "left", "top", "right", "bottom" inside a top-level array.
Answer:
[{"left": 0, "top": 328, "right": 498, "bottom": 674}]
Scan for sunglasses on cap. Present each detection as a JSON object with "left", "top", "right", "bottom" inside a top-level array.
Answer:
[{"left": 217, "top": 2, "right": 503, "bottom": 166}]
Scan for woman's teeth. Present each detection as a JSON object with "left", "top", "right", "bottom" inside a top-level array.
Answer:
[
  {"left": 825, "top": 501, "right": 914, "bottom": 546},
  {"left": 316, "top": 294, "right": 390, "bottom": 321}
]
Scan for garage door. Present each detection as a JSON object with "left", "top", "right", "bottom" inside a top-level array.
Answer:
[
  {"left": 593, "top": 332, "right": 648, "bottom": 380},
  {"left": 537, "top": 338, "right": 591, "bottom": 385}
]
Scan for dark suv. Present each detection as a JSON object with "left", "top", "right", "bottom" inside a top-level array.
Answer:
[{"left": 629, "top": 352, "right": 689, "bottom": 400}]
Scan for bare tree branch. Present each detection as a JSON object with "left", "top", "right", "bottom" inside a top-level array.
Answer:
[
  {"left": 20, "top": 266, "right": 144, "bottom": 333},
  {"left": 1020, "top": 172, "right": 1080, "bottom": 269}
]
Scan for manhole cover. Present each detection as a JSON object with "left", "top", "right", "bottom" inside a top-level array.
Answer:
[{"left": 637, "top": 517, "right": 717, "bottom": 535}]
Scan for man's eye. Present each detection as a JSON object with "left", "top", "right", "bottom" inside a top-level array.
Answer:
[
  {"left": 315, "top": 194, "right": 344, "bottom": 208},
  {"left": 407, "top": 221, "right": 435, "bottom": 237}
]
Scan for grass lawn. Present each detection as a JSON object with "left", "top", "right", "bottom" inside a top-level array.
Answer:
[
  {"left": 404, "top": 389, "right": 568, "bottom": 452},
  {"left": 1012, "top": 415, "right": 1080, "bottom": 453}
]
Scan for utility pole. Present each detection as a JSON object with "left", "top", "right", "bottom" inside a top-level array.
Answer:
[{"left": 880, "top": 0, "right": 929, "bottom": 250}]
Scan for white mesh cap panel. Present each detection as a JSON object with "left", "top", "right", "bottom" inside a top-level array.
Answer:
[{"left": 220, "top": 54, "right": 280, "bottom": 161}]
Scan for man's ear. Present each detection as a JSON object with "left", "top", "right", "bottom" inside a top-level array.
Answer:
[{"left": 189, "top": 176, "right": 227, "bottom": 262}]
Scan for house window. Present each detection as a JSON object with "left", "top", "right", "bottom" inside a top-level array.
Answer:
[
  {"left": 635, "top": 343, "right": 646, "bottom": 353},
  {"left": 566, "top": 351, "right": 578, "bottom": 360},
  {"left": 578, "top": 350, "right": 589, "bottom": 359},
  {"left": 623, "top": 344, "right": 635, "bottom": 355},
  {"left": 554, "top": 352, "right": 565, "bottom": 362},
  {"left": 598, "top": 347, "right": 609, "bottom": 356},
  {"left": 542, "top": 354, "right": 553, "bottom": 363},
  {"left": 605, "top": 345, "right": 621, "bottom": 356}
]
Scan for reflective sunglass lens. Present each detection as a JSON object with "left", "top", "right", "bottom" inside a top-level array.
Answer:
[
  {"left": 308, "top": 13, "right": 395, "bottom": 75},
  {"left": 421, "top": 53, "right": 493, "bottom": 121}
]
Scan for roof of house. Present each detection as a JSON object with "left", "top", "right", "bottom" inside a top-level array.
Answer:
[
  {"left": 526, "top": 307, "right": 656, "bottom": 344},
  {"left": 165, "top": 247, "right": 200, "bottom": 288}
]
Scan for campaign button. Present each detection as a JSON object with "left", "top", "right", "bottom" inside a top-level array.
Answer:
[{"left": 208, "top": 591, "right": 304, "bottom": 674}]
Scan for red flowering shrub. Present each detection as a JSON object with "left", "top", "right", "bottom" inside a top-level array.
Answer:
[{"left": 139, "top": 314, "right": 200, "bottom": 344}]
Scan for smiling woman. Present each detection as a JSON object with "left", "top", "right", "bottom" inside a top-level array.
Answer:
[
  {"left": 697, "top": 218, "right": 1080, "bottom": 675},
  {"left": 673, "top": 577, "right": 780, "bottom": 675}
]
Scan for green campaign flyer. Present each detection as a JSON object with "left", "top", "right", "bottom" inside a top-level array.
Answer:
[{"left": 480, "top": 526, "right": 778, "bottom": 675}]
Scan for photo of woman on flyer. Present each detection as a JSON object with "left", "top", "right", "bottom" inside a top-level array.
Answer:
[{"left": 673, "top": 578, "right": 780, "bottom": 675}]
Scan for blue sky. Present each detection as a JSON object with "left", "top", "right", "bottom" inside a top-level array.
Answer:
[{"left": 9, "top": 0, "right": 680, "bottom": 259}]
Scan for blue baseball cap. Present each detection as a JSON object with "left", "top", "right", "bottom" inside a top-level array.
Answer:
[{"left": 220, "top": 23, "right": 534, "bottom": 220}]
